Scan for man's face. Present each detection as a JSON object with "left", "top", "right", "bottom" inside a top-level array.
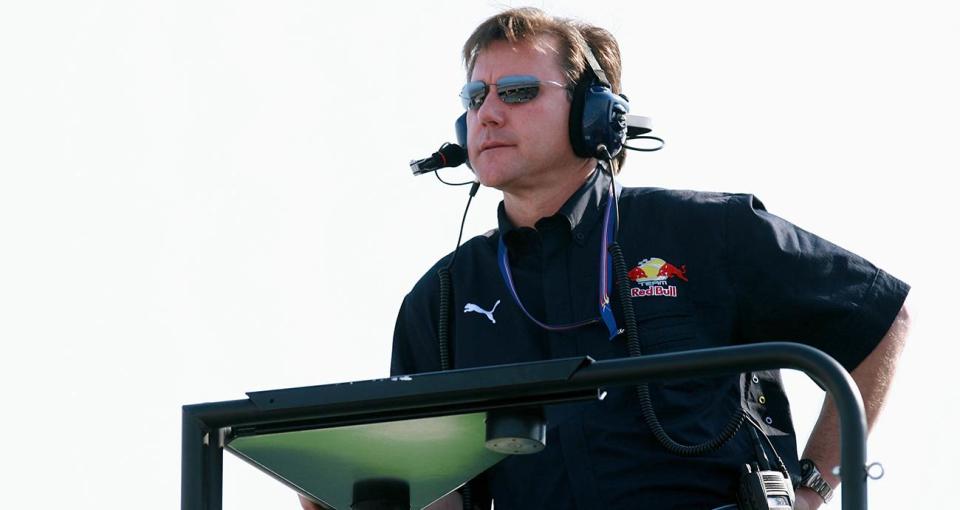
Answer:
[{"left": 466, "top": 36, "right": 582, "bottom": 193}]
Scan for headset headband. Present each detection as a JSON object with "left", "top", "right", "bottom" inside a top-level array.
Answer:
[{"left": 580, "top": 41, "right": 610, "bottom": 88}]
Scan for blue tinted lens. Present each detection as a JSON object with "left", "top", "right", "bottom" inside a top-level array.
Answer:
[
  {"left": 495, "top": 75, "right": 541, "bottom": 104},
  {"left": 460, "top": 81, "right": 487, "bottom": 110}
]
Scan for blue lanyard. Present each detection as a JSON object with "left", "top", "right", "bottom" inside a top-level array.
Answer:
[{"left": 497, "top": 184, "right": 622, "bottom": 340}]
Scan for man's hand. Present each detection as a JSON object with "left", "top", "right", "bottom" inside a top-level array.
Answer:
[
  {"left": 794, "top": 487, "right": 823, "bottom": 510},
  {"left": 298, "top": 495, "right": 325, "bottom": 510}
]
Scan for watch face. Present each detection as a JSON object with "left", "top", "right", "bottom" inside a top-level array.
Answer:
[{"left": 800, "top": 459, "right": 813, "bottom": 476}]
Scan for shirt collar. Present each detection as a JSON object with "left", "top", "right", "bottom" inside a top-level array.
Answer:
[{"left": 496, "top": 164, "right": 613, "bottom": 247}]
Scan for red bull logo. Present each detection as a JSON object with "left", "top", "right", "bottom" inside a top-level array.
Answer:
[{"left": 628, "top": 257, "right": 687, "bottom": 298}]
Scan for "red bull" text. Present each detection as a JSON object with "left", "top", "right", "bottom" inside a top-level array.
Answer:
[{"left": 631, "top": 285, "right": 678, "bottom": 298}]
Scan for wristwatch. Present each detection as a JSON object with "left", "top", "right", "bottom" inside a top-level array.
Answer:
[{"left": 799, "top": 458, "right": 834, "bottom": 504}]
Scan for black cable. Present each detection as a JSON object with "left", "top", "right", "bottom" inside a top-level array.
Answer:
[
  {"left": 744, "top": 413, "right": 790, "bottom": 477},
  {"left": 624, "top": 135, "right": 665, "bottom": 152},
  {"left": 448, "top": 182, "right": 481, "bottom": 269},
  {"left": 437, "top": 266, "right": 452, "bottom": 372},
  {"left": 434, "top": 170, "right": 475, "bottom": 187},
  {"left": 749, "top": 425, "right": 772, "bottom": 472},
  {"left": 437, "top": 182, "right": 481, "bottom": 371}
]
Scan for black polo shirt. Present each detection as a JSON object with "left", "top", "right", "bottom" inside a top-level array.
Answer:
[{"left": 391, "top": 169, "right": 909, "bottom": 509}]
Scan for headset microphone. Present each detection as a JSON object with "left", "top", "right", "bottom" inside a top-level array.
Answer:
[{"left": 410, "top": 143, "right": 468, "bottom": 176}]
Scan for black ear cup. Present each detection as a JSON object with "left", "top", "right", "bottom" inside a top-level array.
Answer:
[
  {"left": 455, "top": 113, "right": 472, "bottom": 170},
  {"left": 569, "top": 74, "right": 630, "bottom": 159}
]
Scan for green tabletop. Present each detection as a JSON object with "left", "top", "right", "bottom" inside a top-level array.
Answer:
[{"left": 228, "top": 412, "right": 505, "bottom": 509}]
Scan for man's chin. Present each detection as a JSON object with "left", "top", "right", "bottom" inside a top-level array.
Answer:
[{"left": 472, "top": 166, "right": 514, "bottom": 191}]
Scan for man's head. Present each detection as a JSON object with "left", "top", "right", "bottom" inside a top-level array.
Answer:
[{"left": 461, "top": 7, "right": 626, "bottom": 191}]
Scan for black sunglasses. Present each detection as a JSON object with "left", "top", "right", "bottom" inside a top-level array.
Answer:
[{"left": 460, "top": 74, "right": 571, "bottom": 110}]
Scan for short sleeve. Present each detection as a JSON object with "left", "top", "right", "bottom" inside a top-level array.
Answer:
[{"left": 724, "top": 194, "right": 909, "bottom": 371}]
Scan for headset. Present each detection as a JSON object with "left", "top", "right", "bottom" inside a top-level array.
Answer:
[{"left": 455, "top": 42, "right": 652, "bottom": 169}]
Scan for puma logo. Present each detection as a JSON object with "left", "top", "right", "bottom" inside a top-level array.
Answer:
[{"left": 464, "top": 300, "right": 501, "bottom": 324}]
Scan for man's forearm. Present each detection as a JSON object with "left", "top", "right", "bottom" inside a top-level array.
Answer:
[{"left": 799, "top": 303, "right": 910, "bottom": 499}]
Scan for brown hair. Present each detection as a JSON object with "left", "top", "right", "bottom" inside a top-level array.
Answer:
[{"left": 462, "top": 8, "right": 627, "bottom": 171}]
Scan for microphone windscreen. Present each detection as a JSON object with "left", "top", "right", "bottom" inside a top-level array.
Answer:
[{"left": 439, "top": 143, "right": 467, "bottom": 167}]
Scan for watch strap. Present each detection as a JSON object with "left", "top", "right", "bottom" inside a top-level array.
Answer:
[{"left": 799, "top": 458, "right": 834, "bottom": 504}]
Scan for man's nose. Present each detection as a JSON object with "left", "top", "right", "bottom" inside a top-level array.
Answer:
[{"left": 476, "top": 89, "right": 506, "bottom": 127}]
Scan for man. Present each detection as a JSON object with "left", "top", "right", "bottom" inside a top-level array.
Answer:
[{"left": 303, "top": 7, "right": 910, "bottom": 510}]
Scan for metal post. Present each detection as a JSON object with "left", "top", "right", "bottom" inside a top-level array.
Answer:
[
  {"left": 181, "top": 405, "right": 224, "bottom": 510},
  {"left": 204, "top": 424, "right": 224, "bottom": 510},
  {"left": 181, "top": 406, "right": 205, "bottom": 510}
]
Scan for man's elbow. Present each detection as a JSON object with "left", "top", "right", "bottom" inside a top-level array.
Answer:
[
  {"left": 887, "top": 302, "right": 911, "bottom": 347},
  {"left": 855, "top": 302, "right": 910, "bottom": 375}
]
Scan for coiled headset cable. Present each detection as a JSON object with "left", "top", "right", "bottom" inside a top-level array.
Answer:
[
  {"left": 437, "top": 180, "right": 481, "bottom": 371},
  {"left": 598, "top": 145, "right": 747, "bottom": 457}
]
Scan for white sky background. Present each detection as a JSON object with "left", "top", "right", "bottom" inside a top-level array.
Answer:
[{"left": 0, "top": 1, "right": 956, "bottom": 508}]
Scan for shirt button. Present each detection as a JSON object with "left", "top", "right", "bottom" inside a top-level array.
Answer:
[
  {"left": 758, "top": 395, "right": 767, "bottom": 405},
  {"left": 764, "top": 416, "right": 774, "bottom": 425},
  {"left": 751, "top": 375, "right": 760, "bottom": 384}
]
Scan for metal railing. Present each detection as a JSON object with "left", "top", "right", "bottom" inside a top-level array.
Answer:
[{"left": 182, "top": 342, "right": 868, "bottom": 509}]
